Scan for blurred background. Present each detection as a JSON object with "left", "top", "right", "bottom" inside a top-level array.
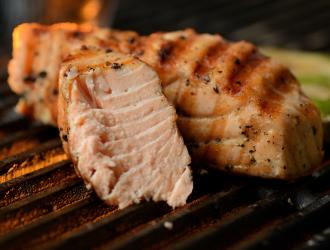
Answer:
[
  {"left": 114, "top": 0, "right": 330, "bottom": 52},
  {"left": 1, "top": 0, "right": 330, "bottom": 54}
]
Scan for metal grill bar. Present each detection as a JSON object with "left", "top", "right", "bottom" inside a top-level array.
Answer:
[
  {"left": 0, "top": 183, "right": 90, "bottom": 235},
  {"left": 0, "top": 160, "right": 77, "bottom": 209},
  {"left": 0, "top": 196, "right": 99, "bottom": 249},
  {"left": 0, "top": 138, "right": 62, "bottom": 175},
  {"left": 0, "top": 159, "right": 71, "bottom": 192}
]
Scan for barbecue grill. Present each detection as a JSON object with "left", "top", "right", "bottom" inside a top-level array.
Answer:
[{"left": 0, "top": 0, "right": 330, "bottom": 249}]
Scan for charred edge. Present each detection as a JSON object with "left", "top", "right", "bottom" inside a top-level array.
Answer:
[{"left": 158, "top": 42, "right": 174, "bottom": 64}]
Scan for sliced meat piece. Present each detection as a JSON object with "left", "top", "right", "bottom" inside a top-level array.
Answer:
[{"left": 58, "top": 50, "right": 193, "bottom": 208}]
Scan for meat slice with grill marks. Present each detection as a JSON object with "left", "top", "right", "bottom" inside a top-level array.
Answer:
[
  {"left": 58, "top": 50, "right": 193, "bottom": 208},
  {"left": 8, "top": 23, "right": 323, "bottom": 179}
]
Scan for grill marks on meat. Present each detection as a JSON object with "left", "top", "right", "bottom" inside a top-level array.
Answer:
[
  {"left": 132, "top": 30, "right": 323, "bottom": 179},
  {"left": 8, "top": 23, "right": 323, "bottom": 179},
  {"left": 58, "top": 50, "right": 193, "bottom": 208},
  {"left": 193, "top": 41, "right": 228, "bottom": 83}
]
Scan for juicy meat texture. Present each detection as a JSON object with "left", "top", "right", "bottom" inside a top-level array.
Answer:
[
  {"left": 58, "top": 50, "right": 193, "bottom": 208},
  {"left": 8, "top": 23, "right": 324, "bottom": 179}
]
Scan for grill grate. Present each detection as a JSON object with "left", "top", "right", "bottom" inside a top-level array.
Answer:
[{"left": 0, "top": 79, "right": 329, "bottom": 250}]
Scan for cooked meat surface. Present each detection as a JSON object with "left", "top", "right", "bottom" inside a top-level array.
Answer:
[
  {"left": 58, "top": 50, "right": 193, "bottom": 208},
  {"left": 8, "top": 23, "right": 324, "bottom": 179}
]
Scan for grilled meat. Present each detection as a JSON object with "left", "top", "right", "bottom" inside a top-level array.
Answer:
[
  {"left": 8, "top": 23, "right": 136, "bottom": 124},
  {"left": 8, "top": 23, "right": 324, "bottom": 179},
  {"left": 132, "top": 30, "right": 324, "bottom": 179},
  {"left": 58, "top": 50, "right": 192, "bottom": 208}
]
